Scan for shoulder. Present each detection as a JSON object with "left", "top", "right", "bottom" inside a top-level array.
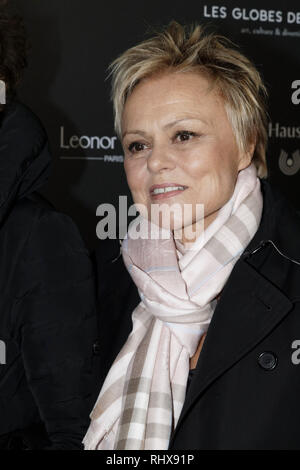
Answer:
[
  {"left": 256, "top": 179, "right": 300, "bottom": 300},
  {"left": 1, "top": 100, "right": 47, "bottom": 147},
  {"left": 26, "top": 204, "right": 89, "bottom": 261},
  {"left": 6, "top": 195, "right": 94, "bottom": 297},
  {"left": 260, "top": 179, "right": 300, "bottom": 244},
  {"left": 5, "top": 194, "right": 88, "bottom": 258},
  {"left": 261, "top": 178, "right": 300, "bottom": 259}
]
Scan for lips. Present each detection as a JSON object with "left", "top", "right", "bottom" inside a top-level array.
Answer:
[{"left": 149, "top": 183, "right": 188, "bottom": 200}]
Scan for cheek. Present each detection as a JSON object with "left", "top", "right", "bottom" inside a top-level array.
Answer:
[
  {"left": 180, "top": 144, "right": 220, "bottom": 179},
  {"left": 124, "top": 160, "right": 139, "bottom": 189},
  {"left": 182, "top": 143, "right": 239, "bottom": 207},
  {"left": 183, "top": 139, "right": 239, "bottom": 178}
]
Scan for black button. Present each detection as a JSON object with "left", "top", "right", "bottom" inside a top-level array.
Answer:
[
  {"left": 258, "top": 351, "right": 277, "bottom": 370},
  {"left": 93, "top": 340, "right": 101, "bottom": 355}
]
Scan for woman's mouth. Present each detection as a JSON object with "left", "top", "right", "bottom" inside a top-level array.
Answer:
[{"left": 149, "top": 183, "right": 188, "bottom": 200}]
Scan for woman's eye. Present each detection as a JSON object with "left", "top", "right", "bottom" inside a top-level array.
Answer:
[
  {"left": 128, "top": 142, "right": 146, "bottom": 153},
  {"left": 175, "top": 131, "right": 196, "bottom": 142}
]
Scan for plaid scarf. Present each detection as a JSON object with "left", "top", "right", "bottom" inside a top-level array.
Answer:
[{"left": 83, "top": 162, "right": 263, "bottom": 450}]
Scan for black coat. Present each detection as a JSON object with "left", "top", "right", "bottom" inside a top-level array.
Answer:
[
  {"left": 0, "top": 101, "right": 100, "bottom": 450},
  {"left": 95, "top": 177, "right": 300, "bottom": 450}
]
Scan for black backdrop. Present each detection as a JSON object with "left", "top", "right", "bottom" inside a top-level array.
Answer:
[{"left": 11, "top": 0, "right": 300, "bottom": 249}]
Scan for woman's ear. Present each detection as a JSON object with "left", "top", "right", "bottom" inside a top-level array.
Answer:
[
  {"left": 247, "top": 140, "right": 256, "bottom": 159},
  {"left": 238, "top": 140, "right": 256, "bottom": 171}
]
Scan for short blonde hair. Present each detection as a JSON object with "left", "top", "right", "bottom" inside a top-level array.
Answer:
[{"left": 109, "top": 21, "right": 269, "bottom": 178}]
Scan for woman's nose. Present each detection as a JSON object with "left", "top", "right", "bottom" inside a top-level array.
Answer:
[{"left": 147, "top": 143, "right": 176, "bottom": 173}]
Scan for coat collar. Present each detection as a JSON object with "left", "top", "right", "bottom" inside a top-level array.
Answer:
[{"left": 169, "top": 178, "right": 299, "bottom": 446}]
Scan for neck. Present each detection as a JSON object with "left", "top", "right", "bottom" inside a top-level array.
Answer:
[{"left": 174, "top": 209, "right": 220, "bottom": 247}]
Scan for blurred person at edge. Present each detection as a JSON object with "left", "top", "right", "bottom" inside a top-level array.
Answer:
[
  {"left": 85, "top": 21, "right": 300, "bottom": 450},
  {"left": 0, "top": 2, "right": 99, "bottom": 450}
]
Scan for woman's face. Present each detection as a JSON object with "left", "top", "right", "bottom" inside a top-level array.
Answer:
[{"left": 121, "top": 71, "right": 252, "bottom": 243}]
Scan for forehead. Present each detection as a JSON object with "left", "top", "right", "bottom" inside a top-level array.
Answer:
[{"left": 122, "top": 71, "right": 225, "bottom": 128}]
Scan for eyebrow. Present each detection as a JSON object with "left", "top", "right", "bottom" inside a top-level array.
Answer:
[{"left": 122, "top": 117, "right": 209, "bottom": 140}]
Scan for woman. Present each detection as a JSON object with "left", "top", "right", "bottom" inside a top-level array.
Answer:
[
  {"left": 85, "top": 21, "right": 300, "bottom": 450},
  {"left": 0, "top": 5, "right": 99, "bottom": 449}
]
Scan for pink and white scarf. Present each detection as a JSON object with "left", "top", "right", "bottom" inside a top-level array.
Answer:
[{"left": 83, "top": 162, "right": 263, "bottom": 450}]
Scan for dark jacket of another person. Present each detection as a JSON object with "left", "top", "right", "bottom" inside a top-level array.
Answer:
[
  {"left": 94, "top": 177, "right": 300, "bottom": 450},
  {"left": 0, "top": 100, "right": 100, "bottom": 450}
]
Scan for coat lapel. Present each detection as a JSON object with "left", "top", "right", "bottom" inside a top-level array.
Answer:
[{"left": 169, "top": 244, "right": 294, "bottom": 445}]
